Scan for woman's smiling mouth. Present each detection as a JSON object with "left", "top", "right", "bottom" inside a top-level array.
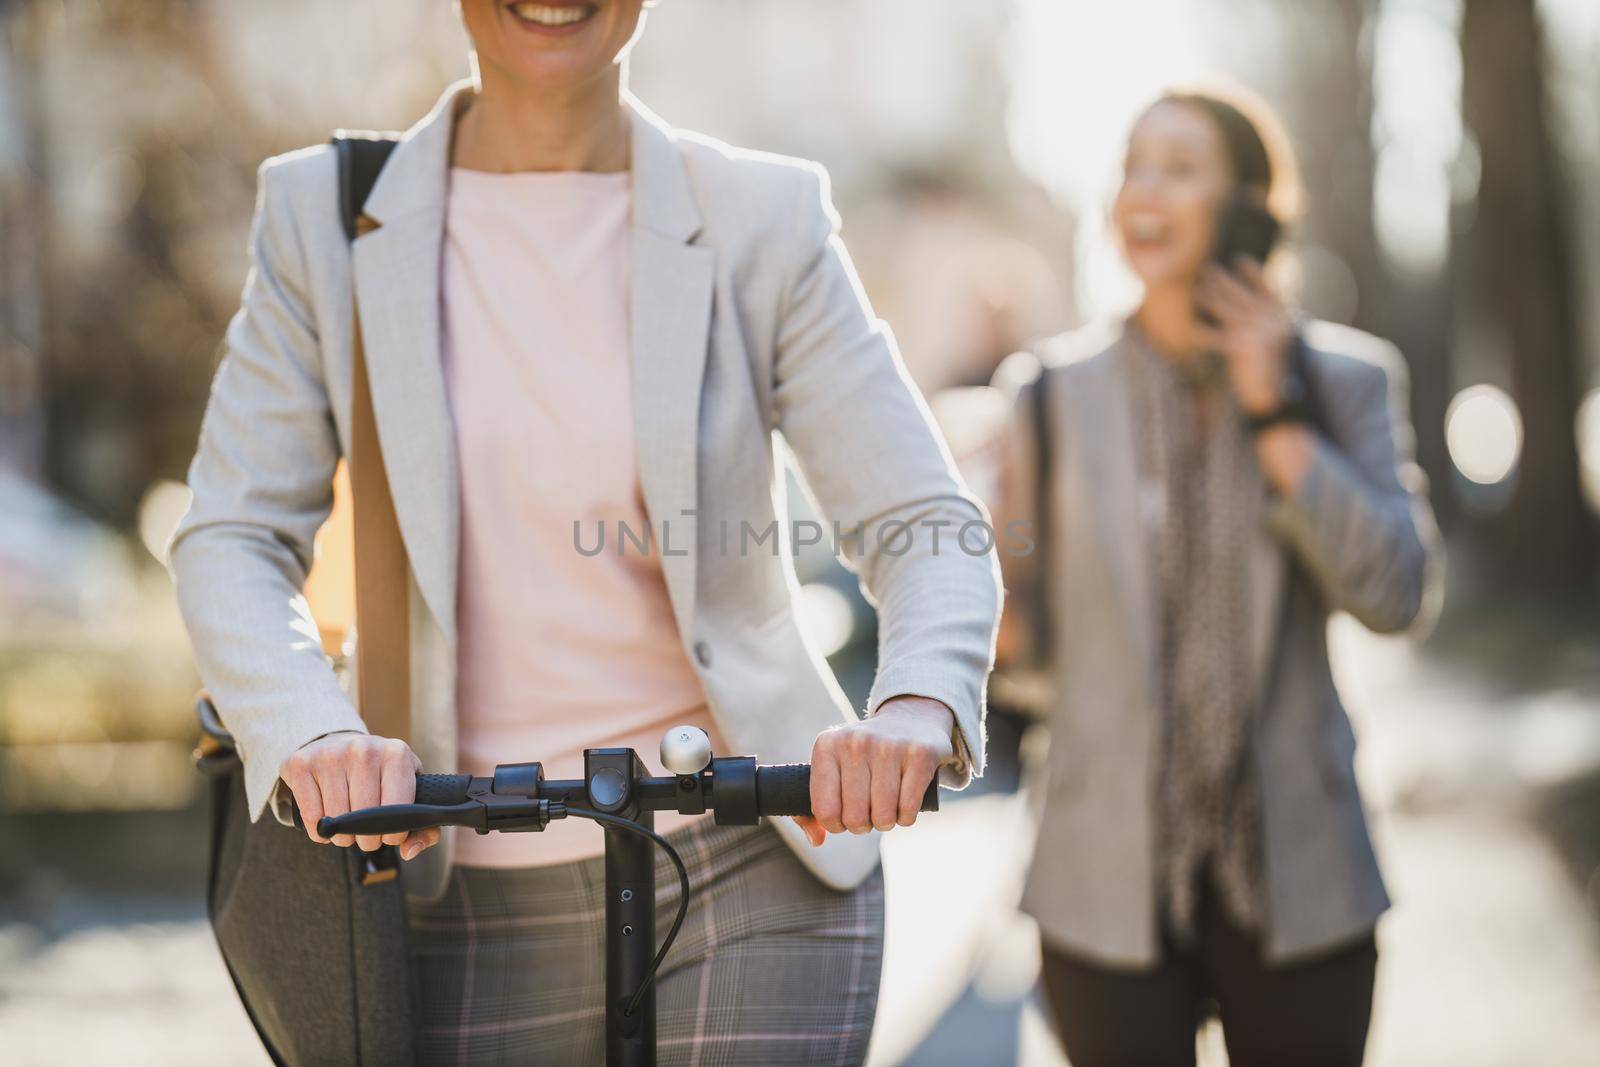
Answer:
[
  {"left": 1124, "top": 211, "right": 1172, "bottom": 248},
  {"left": 507, "top": 2, "right": 598, "bottom": 32}
]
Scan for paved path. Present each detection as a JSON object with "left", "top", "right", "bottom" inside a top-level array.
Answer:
[{"left": 882, "top": 622, "right": 1600, "bottom": 1066}]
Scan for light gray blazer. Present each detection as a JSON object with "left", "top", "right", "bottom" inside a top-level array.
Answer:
[
  {"left": 169, "top": 80, "right": 1001, "bottom": 899},
  {"left": 999, "top": 320, "right": 1441, "bottom": 966}
]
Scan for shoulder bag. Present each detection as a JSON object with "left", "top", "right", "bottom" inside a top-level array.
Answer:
[{"left": 192, "top": 131, "right": 413, "bottom": 1066}]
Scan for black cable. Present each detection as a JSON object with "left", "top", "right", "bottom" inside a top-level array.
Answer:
[{"left": 562, "top": 806, "right": 691, "bottom": 1019}]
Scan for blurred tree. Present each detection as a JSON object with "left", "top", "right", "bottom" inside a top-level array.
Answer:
[
  {"left": 1311, "top": 0, "right": 1455, "bottom": 512},
  {"left": 1285, "top": 0, "right": 1383, "bottom": 331},
  {"left": 1460, "top": 0, "right": 1596, "bottom": 596},
  {"left": 1221, "top": 0, "right": 1455, "bottom": 515},
  {"left": 31, "top": 0, "right": 244, "bottom": 522},
  {"left": 1, "top": 6, "right": 46, "bottom": 479},
  {"left": 1344, "top": 0, "right": 1456, "bottom": 524}
]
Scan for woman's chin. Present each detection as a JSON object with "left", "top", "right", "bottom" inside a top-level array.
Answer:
[
  {"left": 1127, "top": 259, "right": 1195, "bottom": 292},
  {"left": 504, "top": 51, "right": 601, "bottom": 91}
]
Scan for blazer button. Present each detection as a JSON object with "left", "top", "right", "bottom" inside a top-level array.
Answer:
[{"left": 693, "top": 640, "right": 713, "bottom": 669}]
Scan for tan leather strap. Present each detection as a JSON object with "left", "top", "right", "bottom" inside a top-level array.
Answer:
[{"left": 348, "top": 213, "right": 411, "bottom": 743}]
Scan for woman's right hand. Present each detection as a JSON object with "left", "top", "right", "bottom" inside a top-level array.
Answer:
[{"left": 279, "top": 732, "right": 442, "bottom": 861}]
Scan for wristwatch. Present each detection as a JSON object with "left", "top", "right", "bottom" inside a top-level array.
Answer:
[{"left": 1243, "top": 362, "right": 1310, "bottom": 436}]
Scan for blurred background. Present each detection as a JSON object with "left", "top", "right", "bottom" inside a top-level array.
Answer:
[{"left": 2, "top": 0, "right": 1599, "bottom": 1062}]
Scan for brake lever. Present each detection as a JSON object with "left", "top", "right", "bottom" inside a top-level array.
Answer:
[
  {"left": 312, "top": 793, "right": 564, "bottom": 839},
  {"left": 314, "top": 801, "right": 483, "bottom": 839}
]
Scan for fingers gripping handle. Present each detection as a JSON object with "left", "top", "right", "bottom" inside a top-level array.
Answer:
[{"left": 753, "top": 763, "right": 941, "bottom": 818}]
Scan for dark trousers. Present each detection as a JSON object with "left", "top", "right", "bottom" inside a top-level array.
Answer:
[{"left": 1040, "top": 886, "right": 1377, "bottom": 1067}]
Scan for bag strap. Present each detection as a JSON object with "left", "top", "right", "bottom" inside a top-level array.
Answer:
[
  {"left": 332, "top": 133, "right": 409, "bottom": 744},
  {"left": 335, "top": 134, "right": 399, "bottom": 240},
  {"left": 1027, "top": 365, "right": 1055, "bottom": 664}
]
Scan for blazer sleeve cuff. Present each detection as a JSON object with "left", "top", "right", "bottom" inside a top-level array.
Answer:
[
  {"left": 1265, "top": 436, "right": 1344, "bottom": 556},
  {"left": 269, "top": 779, "right": 297, "bottom": 827}
]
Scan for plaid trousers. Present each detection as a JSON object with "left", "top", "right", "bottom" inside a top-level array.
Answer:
[{"left": 407, "top": 820, "right": 885, "bottom": 1066}]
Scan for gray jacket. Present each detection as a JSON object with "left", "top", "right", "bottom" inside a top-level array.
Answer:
[
  {"left": 999, "top": 319, "right": 1441, "bottom": 966},
  {"left": 168, "top": 80, "right": 1001, "bottom": 899}
]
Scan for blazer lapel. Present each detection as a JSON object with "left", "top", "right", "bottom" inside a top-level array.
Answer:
[
  {"left": 348, "top": 81, "right": 470, "bottom": 646},
  {"left": 1081, "top": 342, "right": 1159, "bottom": 702},
  {"left": 346, "top": 84, "right": 716, "bottom": 647},
  {"left": 626, "top": 96, "right": 715, "bottom": 640},
  {"left": 1085, "top": 334, "right": 1285, "bottom": 708},
  {"left": 1068, "top": 327, "right": 1280, "bottom": 710}
]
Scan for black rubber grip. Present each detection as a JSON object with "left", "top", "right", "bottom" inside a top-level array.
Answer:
[
  {"left": 414, "top": 773, "right": 473, "bottom": 806},
  {"left": 753, "top": 763, "right": 940, "bottom": 818}
]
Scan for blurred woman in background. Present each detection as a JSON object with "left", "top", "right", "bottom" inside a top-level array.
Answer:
[{"left": 993, "top": 88, "right": 1440, "bottom": 1066}]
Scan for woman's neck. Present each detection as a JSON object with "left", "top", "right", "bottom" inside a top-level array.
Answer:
[
  {"left": 452, "top": 66, "right": 629, "bottom": 173},
  {"left": 1133, "top": 282, "right": 1203, "bottom": 362}
]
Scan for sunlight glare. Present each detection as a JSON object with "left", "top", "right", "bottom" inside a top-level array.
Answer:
[{"left": 1446, "top": 384, "right": 1522, "bottom": 485}]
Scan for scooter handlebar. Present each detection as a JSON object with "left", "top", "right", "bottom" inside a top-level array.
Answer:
[{"left": 304, "top": 761, "right": 941, "bottom": 839}]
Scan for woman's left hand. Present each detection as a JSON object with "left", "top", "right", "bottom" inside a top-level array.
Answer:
[
  {"left": 796, "top": 696, "right": 955, "bottom": 846},
  {"left": 1195, "top": 257, "right": 1295, "bottom": 416}
]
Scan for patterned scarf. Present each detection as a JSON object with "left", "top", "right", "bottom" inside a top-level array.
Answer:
[{"left": 1126, "top": 329, "right": 1266, "bottom": 943}]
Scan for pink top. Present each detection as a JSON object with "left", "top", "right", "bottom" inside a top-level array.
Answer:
[{"left": 440, "top": 167, "right": 723, "bottom": 867}]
